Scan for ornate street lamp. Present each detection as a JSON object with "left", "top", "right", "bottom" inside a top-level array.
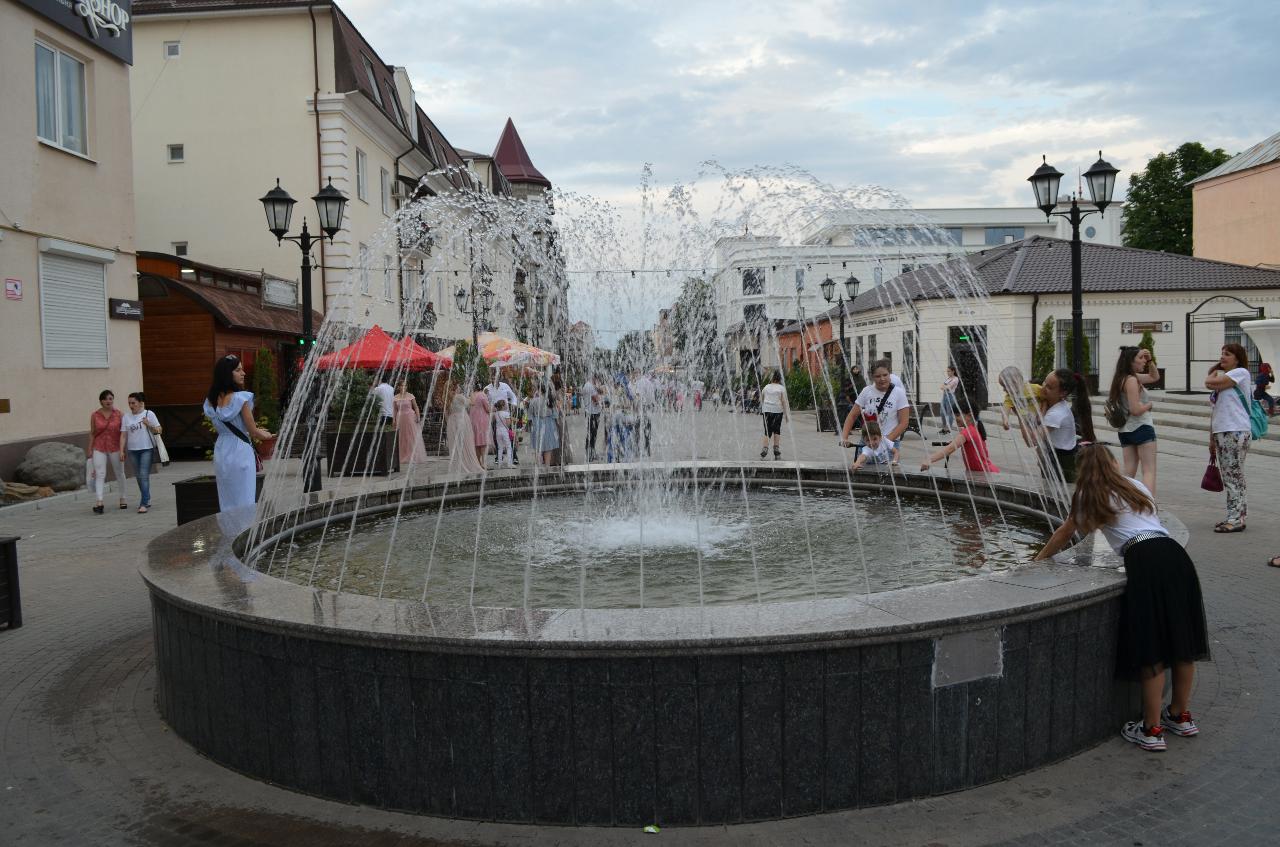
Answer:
[
  {"left": 822, "top": 274, "right": 861, "bottom": 369},
  {"left": 1028, "top": 151, "right": 1120, "bottom": 378}
]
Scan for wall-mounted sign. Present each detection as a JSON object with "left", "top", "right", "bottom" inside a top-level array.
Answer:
[
  {"left": 4, "top": 279, "right": 21, "bottom": 300},
  {"left": 17, "top": 0, "right": 133, "bottom": 65},
  {"left": 261, "top": 277, "right": 299, "bottom": 309},
  {"left": 109, "top": 298, "right": 143, "bottom": 320},
  {"left": 1122, "top": 321, "right": 1173, "bottom": 334}
]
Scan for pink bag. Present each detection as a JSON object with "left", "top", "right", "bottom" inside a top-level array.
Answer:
[{"left": 1200, "top": 461, "right": 1223, "bottom": 493}]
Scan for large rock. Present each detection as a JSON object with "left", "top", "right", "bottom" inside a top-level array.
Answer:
[{"left": 14, "top": 442, "right": 88, "bottom": 491}]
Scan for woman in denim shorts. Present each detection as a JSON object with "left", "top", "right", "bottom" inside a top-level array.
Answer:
[{"left": 1111, "top": 346, "right": 1161, "bottom": 495}]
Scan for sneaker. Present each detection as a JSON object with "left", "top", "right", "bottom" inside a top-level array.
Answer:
[
  {"left": 1122, "top": 720, "right": 1166, "bottom": 751},
  {"left": 1161, "top": 707, "right": 1199, "bottom": 737},
  {"left": 760, "top": 449, "right": 768, "bottom": 458}
]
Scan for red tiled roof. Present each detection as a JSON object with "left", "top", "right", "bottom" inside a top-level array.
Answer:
[
  {"left": 143, "top": 273, "right": 323, "bottom": 335},
  {"left": 493, "top": 118, "right": 550, "bottom": 188}
]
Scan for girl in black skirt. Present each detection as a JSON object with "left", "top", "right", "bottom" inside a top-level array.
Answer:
[{"left": 1034, "top": 444, "right": 1209, "bottom": 752}]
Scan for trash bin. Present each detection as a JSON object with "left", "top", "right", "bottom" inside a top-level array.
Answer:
[{"left": 1, "top": 536, "right": 21, "bottom": 630}]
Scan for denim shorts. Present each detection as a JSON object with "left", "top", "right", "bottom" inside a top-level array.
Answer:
[{"left": 1118, "top": 424, "right": 1157, "bottom": 446}]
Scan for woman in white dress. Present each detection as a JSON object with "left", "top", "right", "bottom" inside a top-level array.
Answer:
[
  {"left": 202, "top": 355, "right": 273, "bottom": 510},
  {"left": 446, "top": 391, "right": 485, "bottom": 474}
]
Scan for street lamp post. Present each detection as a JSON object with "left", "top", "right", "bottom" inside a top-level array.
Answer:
[
  {"left": 259, "top": 177, "right": 347, "bottom": 494},
  {"left": 820, "top": 274, "right": 861, "bottom": 371},
  {"left": 1027, "top": 152, "right": 1119, "bottom": 378}
]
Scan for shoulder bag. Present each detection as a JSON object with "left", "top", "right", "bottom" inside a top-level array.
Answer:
[
  {"left": 1231, "top": 385, "right": 1269, "bottom": 440},
  {"left": 148, "top": 413, "right": 171, "bottom": 467}
]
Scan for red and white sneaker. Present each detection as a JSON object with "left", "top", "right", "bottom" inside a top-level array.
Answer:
[
  {"left": 1161, "top": 707, "right": 1199, "bottom": 737},
  {"left": 1122, "top": 720, "right": 1167, "bottom": 751}
]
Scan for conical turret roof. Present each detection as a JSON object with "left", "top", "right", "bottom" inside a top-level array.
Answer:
[{"left": 492, "top": 118, "right": 550, "bottom": 188}]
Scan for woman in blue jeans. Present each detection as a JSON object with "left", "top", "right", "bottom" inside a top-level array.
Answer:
[{"left": 121, "top": 392, "right": 162, "bottom": 513}]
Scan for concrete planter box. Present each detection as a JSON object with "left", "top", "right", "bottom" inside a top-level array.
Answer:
[
  {"left": 326, "top": 428, "right": 399, "bottom": 477},
  {"left": 172, "top": 474, "right": 264, "bottom": 526},
  {"left": 1, "top": 536, "right": 22, "bottom": 630}
]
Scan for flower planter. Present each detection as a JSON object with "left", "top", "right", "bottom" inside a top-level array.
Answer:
[
  {"left": 325, "top": 427, "right": 400, "bottom": 477},
  {"left": 255, "top": 436, "right": 277, "bottom": 463},
  {"left": 173, "top": 474, "right": 264, "bottom": 526}
]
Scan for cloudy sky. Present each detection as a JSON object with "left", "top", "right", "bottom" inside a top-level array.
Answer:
[{"left": 344, "top": 0, "right": 1276, "bottom": 209}]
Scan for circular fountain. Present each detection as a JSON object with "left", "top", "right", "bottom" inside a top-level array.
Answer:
[{"left": 140, "top": 165, "right": 1147, "bottom": 824}]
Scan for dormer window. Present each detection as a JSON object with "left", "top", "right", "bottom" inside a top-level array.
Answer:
[{"left": 362, "top": 56, "right": 383, "bottom": 106}]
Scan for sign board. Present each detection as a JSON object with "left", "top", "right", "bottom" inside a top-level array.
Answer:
[
  {"left": 16, "top": 0, "right": 133, "bottom": 65},
  {"left": 4, "top": 279, "right": 21, "bottom": 300},
  {"left": 261, "top": 276, "right": 299, "bottom": 309},
  {"left": 109, "top": 298, "right": 143, "bottom": 320},
  {"left": 1122, "top": 321, "right": 1173, "bottom": 334}
]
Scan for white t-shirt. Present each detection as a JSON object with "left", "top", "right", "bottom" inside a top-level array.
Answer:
[
  {"left": 485, "top": 381, "right": 519, "bottom": 411},
  {"left": 121, "top": 410, "right": 160, "bottom": 451},
  {"left": 633, "top": 375, "right": 657, "bottom": 407},
  {"left": 581, "top": 381, "right": 602, "bottom": 415},
  {"left": 854, "top": 384, "right": 909, "bottom": 433},
  {"left": 942, "top": 376, "right": 959, "bottom": 395},
  {"left": 861, "top": 439, "right": 895, "bottom": 464},
  {"left": 372, "top": 382, "right": 395, "bottom": 417},
  {"left": 496, "top": 408, "right": 511, "bottom": 428},
  {"left": 1097, "top": 478, "right": 1167, "bottom": 554},
  {"left": 1042, "top": 400, "right": 1076, "bottom": 450},
  {"left": 1210, "top": 367, "right": 1252, "bottom": 434},
  {"left": 760, "top": 383, "right": 787, "bottom": 413}
]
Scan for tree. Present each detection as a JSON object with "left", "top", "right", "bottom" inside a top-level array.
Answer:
[
  {"left": 613, "top": 331, "right": 655, "bottom": 373},
  {"left": 1139, "top": 329, "right": 1157, "bottom": 366},
  {"left": 669, "top": 277, "right": 725, "bottom": 389},
  {"left": 1032, "top": 317, "right": 1056, "bottom": 382},
  {"left": 1122, "top": 142, "right": 1232, "bottom": 255},
  {"left": 1061, "top": 325, "right": 1093, "bottom": 377},
  {"left": 251, "top": 347, "right": 280, "bottom": 431}
]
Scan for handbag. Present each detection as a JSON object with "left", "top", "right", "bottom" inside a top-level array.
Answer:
[
  {"left": 1231, "top": 385, "right": 1269, "bottom": 440},
  {"left": 148, "top": 414, "right": 170, "bottom": 467},
  {"left": 1200, "top": 460, "right": 1223, "bottom": 493}
]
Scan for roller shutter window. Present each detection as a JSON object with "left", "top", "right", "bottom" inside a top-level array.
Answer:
[{"left": 40, "top": 254, "right": 108, "bottom": 368}]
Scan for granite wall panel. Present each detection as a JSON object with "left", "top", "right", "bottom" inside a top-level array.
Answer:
[
  {"left": 529, "top": 675, "right": 575, "bottom": 822},
  {"left": 859, "top": 667, "right": 898, "bottom": 805},
  {"left": 965, "top": 677, "right": 999, "bottom": 787},
  {"left": 610, "top": 670, "right": 656, "bottom": 826},
  {"left": 654, "top": 682, "right": 699, "bottom": 824},
  {"left": 932, "top": 682, "right": 967, "bottom": 793},
  {"left": 997, "top": 645, "right": 1028, "bottom": 778},
  {"left": 697, "top": 677, "right": 742, "bottom": 823},
  {"left": 572, "top": 681, "right": 615, "bottom": 824},
  {"left": 489, "top": 658, "right": 532, "bottom": 822},
  {"left": 822, "top": 664, "right": 860, "bottom": 810},
  {"left": 783, "top": 652, "right": 823, "bottom": 816},
  {"left": 411, "top": 676, "right": 453, "bottom": 816},
  {"left": 897, "top": 663, "right": 934, "bottom": 798},
  {"left": 448, "top": 678, "right": 493, "bottom": 818},
  {"left": 741, "top": 655, "right": 783, "bottom": 820}
]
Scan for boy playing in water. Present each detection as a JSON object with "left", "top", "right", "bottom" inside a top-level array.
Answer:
[{"left": 850, "top": 422, "right": 899, "bottom": 471}]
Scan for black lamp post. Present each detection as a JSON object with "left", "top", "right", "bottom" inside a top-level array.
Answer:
[
  {"left": 455, "top": 283, "right": 492, "bottom": 349},
  {"left": 1027, "top": 152, "right": 1119, "bottom": 378},
  {"left": 259, "top": 177, "right": 347, "bottom": 494},
  {"left": 821, "top": 273, "right": 861, "bottom": 368}
]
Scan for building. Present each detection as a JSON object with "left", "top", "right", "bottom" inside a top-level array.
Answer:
[
  {"left": 715, "top": 204, "right": 1125, "bottom": 377},
  {"left": 1, "top": 0, "right": 141, "bottom": 477},
  {"left": 808, "top": 236, "right": 1280, "bottom": 408},
  {"left": 1191, "top": 130, "right": 1280, "bottom": 269}
]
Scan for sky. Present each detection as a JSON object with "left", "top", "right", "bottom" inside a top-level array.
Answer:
[{"left": 342, "top": 0, "right": 1277, "bottom": 209}]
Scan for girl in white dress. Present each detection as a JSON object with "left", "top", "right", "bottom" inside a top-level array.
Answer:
[{"left": 202, "top": 355, "right": 273, "bottom": 511}]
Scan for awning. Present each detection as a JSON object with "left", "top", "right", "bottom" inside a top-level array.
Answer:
[{"left": 314, "top": 325, "right": 447, "bottom": 370}]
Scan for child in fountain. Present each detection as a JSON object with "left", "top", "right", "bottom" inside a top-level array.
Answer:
[
  {"left": 849, "top": 422, "right": 898, "bottom": 471},
  {"left": 919, "top": 403, "right": 998, "bottom": 473},
  {"left": 493, "top": 399, "right": 514, "bottom": 468},
  {"left": 1034, "top": 444, "right": 1207, "bottom": 753}
]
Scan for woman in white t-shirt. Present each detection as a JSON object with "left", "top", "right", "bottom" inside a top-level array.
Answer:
[
  {"left": 1034, "top": 369, "right": 1095, "bottom": 484},
  {"left": 1204, "top": 343, "right": 1253, "bottom": 532},
  {"left": 1035, "top": 444, "right": 1208, "bottom": 752},
  {"left": 839, "top": 359, "right": 910, "bottom": 452},
  {"left": 939, "top": 366, "right": 960, "bottom": 434},
  {"left": 758, "top": 371, "right": 789, "bottom": 460},
  {"left": 121, "top": 392, "right": 162, "bottom": 513}
]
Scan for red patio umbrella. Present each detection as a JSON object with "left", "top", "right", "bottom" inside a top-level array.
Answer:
[{"left": 314, "top": 325, "right": 446, "bottom": 370}]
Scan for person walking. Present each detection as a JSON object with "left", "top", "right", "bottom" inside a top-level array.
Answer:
[
  {"left": 1205, "top": 343, "right": 1253, "bottom": 533},
  {"left": 371, "top": 378, "right": 395, "bottom": 427},
  {"left": 1110, "top": 346, "right": 1161, "bottom": 495},
  {"left": 446, "top": 392, "right": 484, "bottom": 474},
  {"left": 581, "top": 374, "right": 604, "bottom": 460},
  {"left": 469, "top": 385, "right": 492, "bottom": 469},
  {"left": 759, "top": 371, "right": 789, "bottom": 460},
  {"left": 527, "top": 383, "right": 561, "bottom": 466},
  {"left": 393, "top": 380, "right": 428, "bottom": 466},
  {"left": 87, "top": 389, "right": 126, "bottom": 514},
  {"left": 1035, "top": 444, "right": 1208, "bottom": 752},
  {"left": 493, "top": 399, "right": 515, "bottom": 468},
  {"left": 203, "top": 355, "right": 272, "bottom": 511},
  {"left": 1034, "top": 368, "right": 1095, "bottom": 484},
  {"left": 939, "top": 366, "right": 960, "bottom": 434},
  {"left": 121, "top": 392, "right": 162, "bottom": 513},
  {"left": 485, "top": 370, "right": 521, "bottom": 466},
  {"left": 1254, "top": 362, "right": 1276, "bottom": 416}
]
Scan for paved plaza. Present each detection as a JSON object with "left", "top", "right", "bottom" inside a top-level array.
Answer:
[{"left": 2, "top": 408, "right": 1279, "bottom": 846}]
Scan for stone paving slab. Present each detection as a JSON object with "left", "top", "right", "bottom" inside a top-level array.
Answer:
[{"left": 2, "top": 411, "right": 1278, "bottom": 845}]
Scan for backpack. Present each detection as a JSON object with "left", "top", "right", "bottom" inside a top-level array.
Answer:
[
  {"left": 1103, "top": 396, "right": 1127, "bottom": 429},
  {"left": 1232, "top": 385, "right": 1270, "bottom": 440}
]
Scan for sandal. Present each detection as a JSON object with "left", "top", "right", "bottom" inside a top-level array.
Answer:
[
  {"left": 137, "top": 505, "right": 149, "bottom": 514},
  {"left": 119, "top": 501, "right": 128, "bottom": 510},
  {"left": 760, "top": 448, "right": 768, "bottom": 459},
  {"left": 1213, "top": 522, "right": 1246, "bottom": 533},
  {"left": 1268, "top": 556, "right": 1280, "bottom": 568},
  {"left": 92, "top": 504, "right": 104, "bottom": 515}
]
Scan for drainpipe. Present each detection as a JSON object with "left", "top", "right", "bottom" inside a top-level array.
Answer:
[
  {"left": 1030, "top": 293, "right": 1039, "bottom": 373},
  {"left": 309, "top": 3, "right": 327, "bottom": 318}
]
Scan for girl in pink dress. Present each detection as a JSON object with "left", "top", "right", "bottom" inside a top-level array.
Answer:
[
  {"left": 469, "top": 388, "right": 492, "bottom": 467},
  {"left": 393, "top": 381, "right": 428, "bottom": 466}
]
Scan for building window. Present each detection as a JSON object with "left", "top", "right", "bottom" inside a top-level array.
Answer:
[
  {"left": 167, "top": 144, "right": 185, "bottom": 163},
  {"left": 358, "top": 243, "right": 370, "bottom": 293},
  {"left": 356, "top": 149, "right": 368, "bottom": 201},
  {"left": 743, "top": 303, "right": 767, "bottom": 332},
  {"left": 383, "top": 255, "right": 393, "bottom": 300},
  {"left": 985, "top": 226, "right": 1025, "bottom": 246},
  {"left": 868, "top": 334, "right": 877, "bottom": 362},
  {"left": 172, "top": 242, "right": 188, "bottom": 257},
  {"left": 362, "top": 56, "right": 384, "bottom": 106},
  {"left": 873, "top": 266, "right": 883, "bottom": 286},
  {"left": 40, "top": 254, "right": 108, "bottom": 368},
  {"left": 1055, "top": 318, "right": 1100, "bottom": 373},
  {"left": 942, "top": 227, "right": 963, "bottom": 245},
  {"left": 794, "top": 268, "right": 804, "bottom": 292},
  {"left": 901, "top": 264, "right": 914, "bottom": 275},
  {"left": 380, "top": 168, "right": 391, "bottom": 215},
  {"left": 164, "top": 41, "right": 181, "bottom": 58},
  {"left": 855, "top": 336, "right": 865, "bottom": 369},
  {"left": 742, "top": 267, "right": 764, "bottom": 295},
  {"left": 35, "top": 42, "right": 87, "bottom": 155}
]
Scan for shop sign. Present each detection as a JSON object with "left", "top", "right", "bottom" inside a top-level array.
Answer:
[
  {"left": 4, "top": 279, "right": 21, "bottom": 301},
  {"left": 17, "top": 0, "right": 133, "bottom": 65},
  {"left": 1122, "top": 321, "right": 1173, "bottom": 334},
  {"left": 262, "top": 277, "right": 299, "bottom": 309},
  {"left": 109, "top": 298, "right": 143, "bottom": 320}
]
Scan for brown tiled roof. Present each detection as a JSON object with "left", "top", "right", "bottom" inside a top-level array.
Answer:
[
  {"left": 143, "top": 273, "right": 323, "bottom": 335},
  {"left": 493, "top": 118, "right": 550, "bottom": 187},
  {"left": 849, "top": 235, "right": 1280, "bottom": 315}
]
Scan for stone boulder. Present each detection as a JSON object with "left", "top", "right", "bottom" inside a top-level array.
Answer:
[{"left": 14, "top": 442, "right": 88, "bottom": 491}]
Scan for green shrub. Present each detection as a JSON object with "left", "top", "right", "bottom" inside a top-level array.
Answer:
[
  {"left": 1139, "top": 330, "right": 1157, "bottom": 366},
  {"left": 1032, "top": 317, "right": 1055, "bottom": 382},
  {"left": 251, "top": 347, "right": 280, "bottom": 431}
]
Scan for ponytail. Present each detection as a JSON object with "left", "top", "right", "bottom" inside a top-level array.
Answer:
[{"left": 1051, "top": 368, "right": 1096, "bottom": 443}]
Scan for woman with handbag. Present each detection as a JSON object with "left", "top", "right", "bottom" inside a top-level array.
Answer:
[
  {"left": 1205, "top": 344, "right": 1252, "bottom": 533},
  {"left": 203, "top": 355, "right": 273, "bottom": 511},
  {"left": 1108, "top": 346, "right": 1161, "bottom": 495},
  {"left": 121, "top": 392, "right": 162, "bottom": 514},
  {"left": 87, "top": 389, "right": 127, "bottom": 514}
]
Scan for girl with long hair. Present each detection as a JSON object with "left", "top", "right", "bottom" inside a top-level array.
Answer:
[
  {"left": 1108, "top": 346, "right": 1160, "bottom": 495},
  {"left": 1035, "top": 444, "right": 1208, "bottom": 752},
  {"left": 1205, "top": 343, "right": 1252, "bottom": 532},
  {"left": 87, "top": 389, "right": 127, "bottom": 514},
  {"left": 203, "top": 355, "right": 273, "bottom": 510},
  {"left": 1035, "top": 368, "right": 1094, "bottom": 483}
]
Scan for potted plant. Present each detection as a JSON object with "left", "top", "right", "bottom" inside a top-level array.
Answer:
[
  {"left": 1139, "top": 330, "right": 1165, "bottom": 389},
  {"left": 324, "top": 368, "right": 397, "bottom": 476}
]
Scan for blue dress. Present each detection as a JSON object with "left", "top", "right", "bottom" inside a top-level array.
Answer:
[
  {"left": 203, "top": 390, "right": 257, "bottom": 510},
  {"left": 528, "top": 396, "right": 560, "bottom": 453}
]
